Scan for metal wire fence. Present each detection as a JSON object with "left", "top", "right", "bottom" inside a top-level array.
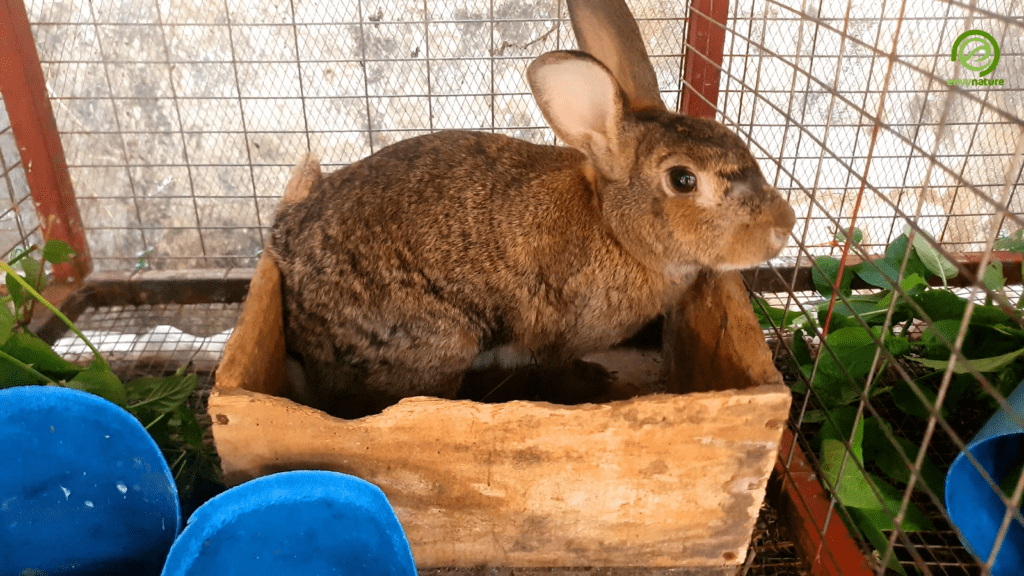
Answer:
[
  {"left": 24, "top": 0, "right": 693, "bottom": 271},
  {"left": 719, "top": 0, "right": 1024, "bottom": 574},
  {"left": 0, "top": 93, "right": 41, "bottom": 261}
]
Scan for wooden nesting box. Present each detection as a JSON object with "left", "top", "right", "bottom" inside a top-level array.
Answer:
[{"left": 209, "top": 158, "right": 791, "bottom": 569}]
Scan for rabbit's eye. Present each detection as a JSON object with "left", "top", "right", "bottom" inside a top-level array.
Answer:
[{"left": 667, "top": 167, "right": 697, "bottom": 194}]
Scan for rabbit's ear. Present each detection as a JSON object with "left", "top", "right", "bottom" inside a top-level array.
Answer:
[
  {"left": 527, "top": 51, "right": 631, "bottom": 180},
  {"left": 566, "top": 0, "right": 666, "bottom": 113}
]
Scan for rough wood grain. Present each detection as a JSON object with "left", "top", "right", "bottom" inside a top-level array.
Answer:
[
  {"left": 209, "top": 385, "right": 790, "bottom": 568},
  {"left": 664, "top": 269, "right": 784, "bottom": 393}
]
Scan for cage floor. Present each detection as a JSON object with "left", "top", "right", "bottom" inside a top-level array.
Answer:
[{"left": 46, "top": 300, "right": 809, "bottom": 575}]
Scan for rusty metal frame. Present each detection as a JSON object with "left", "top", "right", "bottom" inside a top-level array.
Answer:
[
  {"left": 680, "top": 0, "right": 730, "bottom": 119},
  {"left": 0, "top": 0, "right": 90, "bottom": 282}
]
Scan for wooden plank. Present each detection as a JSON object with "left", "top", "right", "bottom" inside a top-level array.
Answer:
[
  {"left": 0, "top": 0, "right": 91, "bottom": 281},
  {"left": 209, "top": 386, "right": 791, "bottom": 568},
  {"left": 65, "top": 269, "right": 252, "bottom": 308},
  {"left": 665, "top": 269, "right": 785, "bottom": 393}
]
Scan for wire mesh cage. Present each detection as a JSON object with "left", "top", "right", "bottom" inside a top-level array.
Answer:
[
  {"left": 0, "top": 93, "right": 41, "bottom": 263},
  {"left": 23, "top": 0, "right": 698, "bottom": 271},
  {"left": 3, "top": 0, "right": 1024, "bottom": 573},
  {"left": 719, "top": 1, "right": 1024, "bottom": 574}
]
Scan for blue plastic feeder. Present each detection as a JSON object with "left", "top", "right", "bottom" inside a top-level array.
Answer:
[
  {"left": 161, "top": 470, "right": 416, "bottom": 575},
  {"left": 946, "top": 380, "right": 1024, "bottom": 573},
  {"left": 0, "top": 386, "right": 181, "bottom": 576}
]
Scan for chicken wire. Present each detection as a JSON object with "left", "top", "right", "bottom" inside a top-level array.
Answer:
[
  {"left": 719, "top": 0, "right": 1024, "bottom": 260},
  {"left": 0, "top": 93, "right": 41, "bottom": 261},
  {"left": 24, "top": 0, "right": 692, "bottom": 271},
  {"left": 718, "top": 0, "right": 1024, "bottom": 574}
]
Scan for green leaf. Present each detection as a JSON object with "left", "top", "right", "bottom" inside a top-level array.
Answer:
[
  {"left": 835, "top": 227, "right": 864, "bottom": 245},
  {"left": 876, "top": 273, "right": 928, "bottom": 312},
  {"left": 19, "top": 257, "right": 46, "bottom": 294},
  {"left": 912, "top": 289, "right": 967, "bottom": 322},
  {"left": 820, "top": 406, "right": 859, "bottom": 442},
  {"left": 909, "top": 289, "right": 1003, "bottom": 330},
  {"left": 911, "top": 233, "right": 958, "bottom": 279},
  {"left": 823, "top": 293, "right": 890, "bottom": 322},
  {"left": 885, "top": 335, "right": 911, "bottom": 358},
  {"left": 908, "top": 347, "right": 1024, "bottom": 374},
  {"left": 788, "top": 330, "right": 814, "bottom": 395},
  {"left": 800, "top": 409, "right": 828, "bottom": 423},
  {"left": 818, "top": 326, "right": 879, "bottom": 382},
  {"left": 811, "top": 328, "right": 882, "bottom": 407},
  {"left": 970, "top": 304, "right": 1011, "bottom": 326},
  {"left": 820, "top": 415, "right": 937, "bottom": 531},
  {"left": 750, "top": 297, "right": 806, "bottom": 329},
  {"left": 864, "top": 418, "right": 946, "bottom": 501},
  {"left": 854, "top": 258, "right": 902, "bottom": 290},
  {"left": 991, "top": 324, "right": 1024, "bottom": 338},
  {"left": 922, "top": 318, "right": 964, "bottom": 356},
  {"left": 791, "top": 329, "right": 813, "bottom": 366},
  {"left": 125, "top": 372, "right": 197, "bottom": 415},
  {"left": 891, "top": 380, "right": 942, "bottom": 419},
  {"left": 942, "top": 373, "right": 975, "bottom": 414},
  {"left": 983, "top": 260, "right": 1006, "bottom": 292},
  {"left": 5, "top": 272, "right": 25, "bottom": 313},
  {"left": 819, "top": 309, "right": 860, "bottom": 333},
  {"left": 0, "top": 354, "right": 39, "bottom": 387},
  {"left": 812, "top": 255, "right": 852, "bottom": 297},
  {"left": 42, "top": 240, "right": 76, "bottom": 265},
  {"left": 811, "top": 371, "right": 862, "bottom": 408},
  {"left": 0, "top": 305, "right": 13, "bottom": 347},
  {"left": 820, "top": 413, "right": 880, "bottom": 509},
  {"left": 174, "top": 403, "right": 206, "bottom": 452},
  {"left": 67, "top": 365, "right": 127, "bottom": 407},
  {"left": 900, "top": 273, "right": 929, "bottom": 295},
  {"left": 885, "top": 234, "right": 931, "bottom": 279},
  {"left": 1000, "top": 456, "right": 1024, "bottom": 501},
  {"left": 848, "top": 508, "right": 909, "bottom": 576},
  {"left": 994, "top": 230, "right": 1024, "bottom": 254},
  {"left": 1, "top": 332, "right": 84, "bottom": 378}
]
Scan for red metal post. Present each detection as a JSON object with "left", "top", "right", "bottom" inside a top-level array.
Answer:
[
  {"left": 0, "top": 0, "right": 91, "bottom": 282},
  {"left": 680, "top": 0, "right": 730, "bottom": 119}
]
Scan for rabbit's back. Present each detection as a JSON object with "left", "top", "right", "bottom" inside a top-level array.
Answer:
[{"left": 270, "top": 130, "right": 662, "bottom": 407}]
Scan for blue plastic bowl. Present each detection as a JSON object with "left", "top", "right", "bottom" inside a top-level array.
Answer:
[
  {"left": 161, "top": 470, "right": 416, "bottom": 576},
  {"left": 0, "top": 386, "right": 180, "bottom": 576},
  {"left": 946, "top": 380, "right": 1024, "bottom": 573}
]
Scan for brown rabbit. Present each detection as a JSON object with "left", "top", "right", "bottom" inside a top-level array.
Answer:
[{"left": 269, "top": 0, "right": 796, "bottom": 417}]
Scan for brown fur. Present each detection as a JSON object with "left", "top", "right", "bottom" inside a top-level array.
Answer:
[{"left": 268, "top": 0, "right": 796, "bottom": 416}]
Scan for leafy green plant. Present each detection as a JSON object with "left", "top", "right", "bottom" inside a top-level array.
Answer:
[
  {"left": 1, "top": 241, "right": 217, "bottom": 498},
  {"left": 754, "top": 228, "right": 1024, "bottom": 574}
]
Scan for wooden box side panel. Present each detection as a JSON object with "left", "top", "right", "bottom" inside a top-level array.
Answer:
[
  {"left": 664, "top": 269, "right": 785, "bottom": 394},
  {"left": 214, "top": 155, "right": 320, "bottom": 398},
  {"left": 209, "top": 387, "right": 791, "bottom": 568}
]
